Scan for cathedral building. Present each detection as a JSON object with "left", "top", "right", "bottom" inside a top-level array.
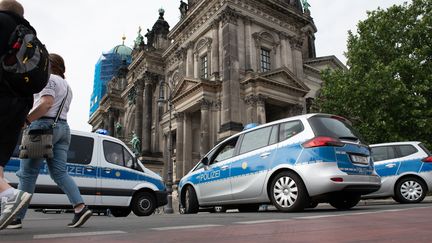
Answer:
[{"left": 88, "top": 0, "right": 345, "bottom": 181}]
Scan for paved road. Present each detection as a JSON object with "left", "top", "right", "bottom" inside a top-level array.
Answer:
[{"left": 1, "top": 200, "right": 432, "bottom": 242}]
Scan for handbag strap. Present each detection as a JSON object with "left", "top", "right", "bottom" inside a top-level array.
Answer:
[{"left": 52, "top": 85, "right": 69, "bottom": 128}]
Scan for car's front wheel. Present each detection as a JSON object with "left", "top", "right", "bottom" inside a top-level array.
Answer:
[
  {"left": 131, "top": 192, "right": 156, "bottom": 216},
  {"left": 270, "top": 171, "right": 309, "bottom": 212},
  {"left": 184, "top": 186, "right": 199, "bottom": 214},
  {"left": 329, "top": 194, "right": 361, "bottom": 210},
  {"left": 394, "top": 177, "right": 427, "bottom": 203}
]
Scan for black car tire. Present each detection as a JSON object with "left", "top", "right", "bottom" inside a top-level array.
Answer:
[
  {"left": 109, "top": 208, "right": 131, "bottom": 217},
  {"left": 184, "top": 186, "right": 199, "bottom": 214},
  {"left": 270, "top": 171, "right": 309, "bottom": 212},
  {"left": 394, "top": 177, "right": 427, "bottom": 204},
  {"left": 131, "top": 192, "right": 156, "bottom": 216},
  {"left": 329, "top": 194, "right": 361, "bottom": 210}
]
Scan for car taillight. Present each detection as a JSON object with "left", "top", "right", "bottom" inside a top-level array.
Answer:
[
  {"left": 422, "top": 156, "right": 432, "bottom": 163},
  {"left": 302, "top": 136, "right": 344, "bottom": 148}
]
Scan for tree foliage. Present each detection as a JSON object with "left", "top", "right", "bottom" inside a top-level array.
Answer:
[{"left": 317, "top": 0, "right": 432, "bottom": 147}]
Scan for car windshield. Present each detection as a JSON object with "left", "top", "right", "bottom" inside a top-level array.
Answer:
[
  {"left": 419, "top": 143, "right": 431, "bottom": 156},
  {"left": 308, "top": 115, "right": 366, "bottom": 144}
]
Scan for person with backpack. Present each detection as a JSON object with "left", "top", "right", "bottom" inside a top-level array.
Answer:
[
  {"left": 8, "top": 54, "right": 92, "bottom": 229},
  {"left": 0, "top": 0, "right": 34, "bottom": 230}
]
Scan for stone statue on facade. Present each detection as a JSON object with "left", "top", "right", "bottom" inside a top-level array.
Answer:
[
  {"left": 115, "top": 122, "right": 123, "bottom": 136},
  {"left": 134, "top": 26, "right": 144, "bottom": 49},
  {"left": 145, "top": 28, "right": 155, "bottom": 48},
  {"left": 130, "top": 131, "right": 141, "bottom": 155},
  {"left": 179, "top": 0, "right": 188, "bottom": 19}
]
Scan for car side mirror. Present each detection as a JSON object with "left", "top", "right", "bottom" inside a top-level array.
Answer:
[{"left": 202, "top": 157, "right": 209, "bottom": 166}]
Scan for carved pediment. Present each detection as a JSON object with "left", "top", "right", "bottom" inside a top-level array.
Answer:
[
  {"left": 260, "top": 68, "right": 309, "bottom": 91},
  {"left": 171, "top": 78, "right": 200, "bottom": 99}
]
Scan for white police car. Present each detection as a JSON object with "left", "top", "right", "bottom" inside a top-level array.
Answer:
[
  {"left": 178, "top": 114, "right": 381, "bottom": 213},
  {"left": 4, "top": 130, "right": 167, "bottom": 217},
  {"left": 363, "top": 142, "right": 432, "bottom": 203}
]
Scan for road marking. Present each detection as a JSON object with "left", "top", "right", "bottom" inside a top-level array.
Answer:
[
  {"left": 151, "top": 224, "right": 222, "bottom": 231},
  {"left": 34, "top": 230, "right": 127, "bottom": 239},
  {"left": 295, "top": 206, "right": 432, "bottom": 220},
  {"left": 234, "top": 219, "right": 289, "bottom": 224}
]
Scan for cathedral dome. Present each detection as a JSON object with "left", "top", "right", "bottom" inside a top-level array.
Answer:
[{"left": 109, "top": 44, "right": 132, "bottom": 57}]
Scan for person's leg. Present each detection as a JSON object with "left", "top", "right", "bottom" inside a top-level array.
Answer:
[
  {"left": 0, "top": 167, "right": 13, "bottom": 193},
  {"left": 47, "top": 123, "right": 91, "bottom": 227},
  {"left": 14, "top": 158, "right": 43, "bottom": 220}
]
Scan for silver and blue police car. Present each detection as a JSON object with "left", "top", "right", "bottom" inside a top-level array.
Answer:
[
  {"left": 363, "top": 141, "right": 432, "bottom": 203},
  {"left": 178, "top": 113, "right": 381, "bottom": 213}
]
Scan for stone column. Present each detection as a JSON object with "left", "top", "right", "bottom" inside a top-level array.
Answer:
[
  {"left": 108, "top": 108, "right": 115, "bottom": 135},
  {"left": 244, "top": 17, "right": 253, "bottom": 72},
  {"left": 194, "top": 51, "right": 199, "bottom": 79},
  {"left": 291, "top": 37, "right": 304, "bottom": 77},
  {"left": 183, "top": 113, "right": 193, "bottom": 176},
  {"left": 186, "top": 42, "right": 194, "bottom": 77},
  {"left": 211, "top": 20, "right": 220, "bottom": 80},
  {"left": 175, "top": 112, "right": 184, "bottom": 181},
  {"left": 219, "top": 7, "right": 243, "bottom": 133},
  {"left": 134, "top": 79, "right": 144, "bottom": 151},
  {"left": 162, "top": 133, "right": 168, "bottom": 181},
  {"left": 199, "top": 99, "right": 211, "bottom": 157},
  {"left": 257, "top": 95, "right": 267, "bottom": 124},
  {"left": 142, "top": 75, "right": 153, "bottom": 155},
  {"left": 245, "top": 95, "right": 258, "bottom": 124}
]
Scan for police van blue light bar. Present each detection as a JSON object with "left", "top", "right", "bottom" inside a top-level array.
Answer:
[{"left": 95, "top": 129, "right": 109, "bottom": 135}]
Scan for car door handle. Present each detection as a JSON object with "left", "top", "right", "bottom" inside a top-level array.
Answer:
[
  {"left": 385, "top": 163, "right": 396, "bottom": 168},
  {"left": 220, "top": 165, "right": 229, "bottom": 171},
  {"left": 103, "top": 168, "right": 112, "bottom": 173},
  {"left": 260, "top": 152, "right": 271, "bottom": 158},
  {"left": 85, "top": 166, "right": 94, "bottom": 172}
]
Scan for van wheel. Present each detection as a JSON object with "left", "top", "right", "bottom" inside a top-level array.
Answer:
[
  {"left": 132, "top": 192, "right": 156, "bottom": 216},
  {"left": 109, "top": 208, "right": 131, "bottom": 217},
  {"left": 329, "top": 194, "right": 361, "bottom": 210},
  {"left": 395, "top": 177, "right": 427, "bottom": 203},
  {"left": 270, "top": 171, "right": 309, "bottom": 212},
  {"left": 184, "top": 186, "right": 199, "bottom": 214}
]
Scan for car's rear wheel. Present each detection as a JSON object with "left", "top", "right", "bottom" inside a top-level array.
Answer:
[
  {"left": 329, "top": 194, "right": 361, "bottom": 210},
  {"left": 394, "top": 177, "right": 427, "bottom": 203},
  {"left": 270, "top": 171, "right": 309, "bottom": 212},
  {"left": 184, "top": 186, "right": 199, "bottom": 214},
  {"left": 109, "top": 208, "right": 131, "bottom": 217},
  {"left": 238, "top": 204, "right": 260, "bottom": 212},
  {"left": 131, "top": 192, "right": 156, "bottom": 216}
]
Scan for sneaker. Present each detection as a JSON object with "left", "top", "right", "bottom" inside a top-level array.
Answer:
[
  {"left": 67, "top": 207, "right": 92, "bottom": 228},
  {"left": 6, "top": 219, "right": 22, "bottom": 229},
  {"left": 0, "top": 191, "right": 32, "bottom": 230}
]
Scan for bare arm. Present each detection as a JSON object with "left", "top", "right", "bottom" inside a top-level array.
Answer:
[{"left": 27, "top": 95, "right": 54, "bottom": 123}]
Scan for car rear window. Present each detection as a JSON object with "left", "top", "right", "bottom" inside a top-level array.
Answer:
[
  {"left": 419, "top": 143, "right": 431, "bottom": 156},
  {"left": 396, "top": 145, "right": 418, "bottom": 157},
  {"left": 308, "top": 115, "right": 365, "bottom": 144}
]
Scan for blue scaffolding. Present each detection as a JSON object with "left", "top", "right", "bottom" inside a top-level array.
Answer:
[{"left": 89, "top": 44, "right": 132, "bottom": 117}]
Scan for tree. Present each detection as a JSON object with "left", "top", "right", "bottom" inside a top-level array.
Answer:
[{"left": 316, "top": 0, "right": 432, "bottom": 147}]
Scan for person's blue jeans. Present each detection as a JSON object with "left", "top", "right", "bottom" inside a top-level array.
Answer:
[{"left": 16, "top": 118, "right": 83, "bottom": 220}]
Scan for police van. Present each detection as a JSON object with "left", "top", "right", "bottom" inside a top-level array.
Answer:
[
  {"left": 4, "top": 130, "right": 167, "bottom": 217},
  {"left": 179, "top": 114, "right": 381, "bottom": 213}
]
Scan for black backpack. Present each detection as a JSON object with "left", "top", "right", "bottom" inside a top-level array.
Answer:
[{"left": 0, "top": 23, "right": 50, "bottom": 96}]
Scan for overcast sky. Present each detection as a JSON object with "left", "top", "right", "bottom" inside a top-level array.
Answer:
[{"left": 18, "top": 0, "right": 408, "bottom": 132}]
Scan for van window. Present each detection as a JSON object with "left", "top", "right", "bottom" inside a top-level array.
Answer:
[
  {"left": 103, "top": 140, "right": 134, "bottom": 169},
  {"left": 396, "top": 145, "right": 418, "bottom": 157},
  {"left": 308, "top": 115, "right": 364, "bottom": 144},
  {"left": 239, "top": 126, "right": 272, "bottom": 154},
  {"left": 279, "top": 120, "right": 303, "bottom": 141},
  {"left": 67, "top": 135, "right": 94, "bottom": 165},
  {"left": 371, "top": 146, "right": 397, "bottom": 162}
]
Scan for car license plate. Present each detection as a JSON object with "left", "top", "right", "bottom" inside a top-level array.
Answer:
[{"left": 350, "top": 155, "right": 369, "bottom": 165}]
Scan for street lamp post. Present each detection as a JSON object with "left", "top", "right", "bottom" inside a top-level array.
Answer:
[{"left": 158, "top": 80, "right": 174, "bottom": 214}]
